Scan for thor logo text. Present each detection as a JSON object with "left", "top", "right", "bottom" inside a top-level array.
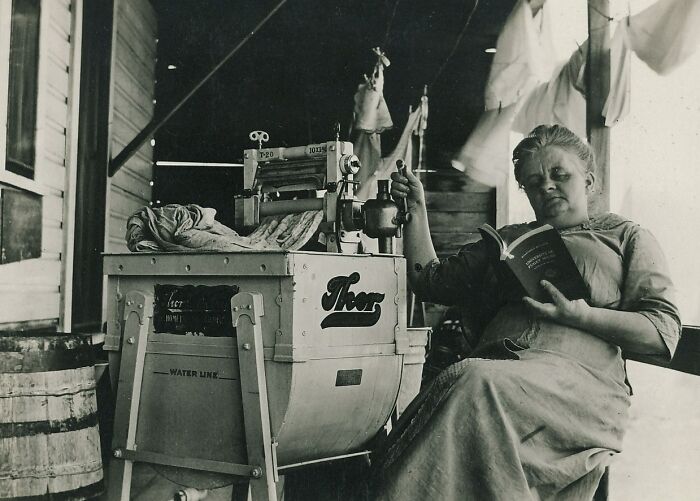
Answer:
[{"left": 320, "top": 272, "right": 385, "bottom": 329}]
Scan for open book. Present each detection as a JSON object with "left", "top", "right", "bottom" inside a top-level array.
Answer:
[{"left": 478, "top": 223, "right": 589, "bottom": 303}]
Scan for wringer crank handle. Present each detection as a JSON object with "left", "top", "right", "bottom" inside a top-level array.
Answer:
[
  {"left": 249, "top": 130, "right": 269, "bottom": 149},
  {"left": 394, "top": 159, "right": 412, "bottom": 237}
]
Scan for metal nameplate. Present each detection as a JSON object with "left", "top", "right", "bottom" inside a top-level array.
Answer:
[
  {"left": 335, "top": 369, "right": 363, "bottom": 387},
  {"left": 153, "top": 284, "right": 239, "bottom": 337}
]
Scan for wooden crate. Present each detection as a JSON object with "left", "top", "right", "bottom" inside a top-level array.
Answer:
[{"left": 423, "top": 169, "right": 495, "bottom": 258}]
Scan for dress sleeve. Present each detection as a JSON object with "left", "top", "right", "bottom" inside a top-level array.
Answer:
[
  {"left": 412, "top": 239, "right": 491, "bottom": 306},
  {"left": 620, "top": 225, "right": 682, "bottom": 359}
]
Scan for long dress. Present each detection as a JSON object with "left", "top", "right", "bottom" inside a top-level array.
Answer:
[{"left": 372, "top": 213, "right": 681, "bottom": 500}]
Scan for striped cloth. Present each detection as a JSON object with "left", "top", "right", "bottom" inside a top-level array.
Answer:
[{"left": 126, "top": 204, "right": 323, "bottom": 252}]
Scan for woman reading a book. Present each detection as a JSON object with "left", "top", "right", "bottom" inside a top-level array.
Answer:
[{"left": 372, "top": 124, "right": 681, "bottom": 500}]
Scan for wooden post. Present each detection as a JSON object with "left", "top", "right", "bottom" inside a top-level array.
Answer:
[
  {"left": 59, "top": 0, "right": 84, "bottom": 332},
  {"left": 103, "top": 0, "right": 120, "bottom": 257},
  {"left": 586, "top": 0, "right": 611, "bottom": 215}
]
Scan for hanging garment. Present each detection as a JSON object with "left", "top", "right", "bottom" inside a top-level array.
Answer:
[
  {"left": 352, "top": 55, "right": 393, "bottom": 195},
  {"left": 604, "top": 22, "right": 632, "bottom": 126},
  {"left": 353, "top": 131, "right": 383, "bottom": 200},
  {"left": 512, "top": 43, "right": 588, "bottom": 139},
  {"left": 125, "top": 204, "right": 323, "bottom": 252},
  {"left": 628, "top": 0, "right": 700, "bottom": 75},
  {"left": 451, "top": 104, "right": 518, "bottom": 187},
  {"left": 357, "top": 101, "right": 424, "bottom": 254},
  {"left": 484, "top": 0, "right": 557, "bottom": 111},
  {"left": 514, "top": 21, "right": 635, "bottom": 132},
  {"left": 352, "top": 61, "right": 393, "bottom": 134},
  {"left": 356, "top": 106, "right": 423, "bottom": 201},
  {"left": 454, "top": 0, "right": 557, "bottom": 186}
]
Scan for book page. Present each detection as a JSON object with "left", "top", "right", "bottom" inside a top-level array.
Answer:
[{"left": 478, "top": 223, "right": 506, "bottom": 255}]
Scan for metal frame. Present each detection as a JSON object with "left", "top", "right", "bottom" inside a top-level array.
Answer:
[
  {"left": 108, "top": 290, "right": 152, "bottom": 501},
  {"left": 233, "top": 292, "right": 279, "bottom": 500},
  {"left": 107, "top": 290, "right": 281, "bottom": 501}
]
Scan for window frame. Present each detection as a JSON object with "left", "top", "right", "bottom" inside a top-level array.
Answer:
[{"left": 0, "top": 0, "right": 45, "bottom": 196}]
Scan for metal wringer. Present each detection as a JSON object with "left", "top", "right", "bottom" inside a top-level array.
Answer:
[
  {"left": 235, "top": 129, "right": 410, "bottom": 254},
  {"left": 104, "top": 132, "right": 429, "bottom": 501}
]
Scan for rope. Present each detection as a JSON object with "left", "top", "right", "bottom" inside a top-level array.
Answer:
[
  {"left": 429, "top": 0, "right": 480, "bottom": 88},
  {"left": 588, "top": 2, "right": 615, "bottom": 22},
  {"left": 382, "top": 0, "right": 402, "bottom": 48}
]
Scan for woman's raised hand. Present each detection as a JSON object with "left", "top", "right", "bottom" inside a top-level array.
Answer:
[
  {"left": 389, "top": 164, "right": 436, "bottom": 286},
  {"left": 390, "top": 166, "right": 425, "bottom": 212}
]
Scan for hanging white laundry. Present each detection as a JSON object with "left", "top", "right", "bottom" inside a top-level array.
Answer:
[
  {"left": 353, "top": 131, "right": 383, "bottom": 199},
  {"left": 603, "top": 22, "right": 632, "bottom": 126},
  {"left": 353, "top": 59, "right": 393, "bottom": 133},
  {"left": 378, "top": 107, "right": 419, "bottom": 172},
  {"left": 453, "top": 0, "right": 639, "bottom": 187},
  {"left": 352, "top": 49, "right": 393, "bottom": 197},
  {"left": 514, "top": 21, "right": 633, "bottom": 131},
  {"left": 628, "top": 0, "right": 700, "bottom": 75},
  {"left": 451, "top": 104, "right": 518, "bottom": 187},
  {"left": 512, "top": 43, "right": 587, "bottom": 140},
  {"left": 453, "top": 0, "right": 700, "bottom": 190},
  {"left": 484, "top": 0, "right": 557, "bottom": 110},
  {"left": 356, "top": 106, "right": 422, "bottom": 201},
  {"left": 454, "top": 0, "right": 556, "bottom": 186}
]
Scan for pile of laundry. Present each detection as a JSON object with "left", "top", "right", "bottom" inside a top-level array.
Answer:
[{"left": 125, "top": 204, "right": 323, "bottom": 253}]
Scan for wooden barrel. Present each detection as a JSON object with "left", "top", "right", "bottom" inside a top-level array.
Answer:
[{"left": 0, "top": 335, "right": 104, "bottom": 500}]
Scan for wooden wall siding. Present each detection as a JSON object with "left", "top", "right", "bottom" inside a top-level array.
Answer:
[
  {"left": 0, "top": 0, "right": 74, "bottom": 328},
  {"left": 107, "top": 0, "right": 157, "bottom": 252}
]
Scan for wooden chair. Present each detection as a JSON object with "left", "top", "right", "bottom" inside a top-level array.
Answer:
[
  {"left": 625, "top": 325, "right": 700, "bottom": 375},
  {"left": 594, "top": 325, "right": 700, "bottom": 500}
]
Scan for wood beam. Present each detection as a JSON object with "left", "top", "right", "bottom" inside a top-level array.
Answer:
[
  {"left": 108, "top": 0, "right": 288, "bottom": 177},
  {"left": 586, "top": 0, "right": 612, "bottom": 215},
  {"left": 59, "top": 0, "right": 84, "bottom": 332}
]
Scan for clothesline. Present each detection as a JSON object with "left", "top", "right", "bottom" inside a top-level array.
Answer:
[
  {"left": 382, "top": 0, "right": 402, "bottom": 49},
  {"left": 376, "top": 0, "right": 482, "bottom": 90},
  {"left": 429, "top": 0, "right": 481, "bottom": 88},
  {"left": 588, "top": 2, "right": 615, "bottom": 22}
]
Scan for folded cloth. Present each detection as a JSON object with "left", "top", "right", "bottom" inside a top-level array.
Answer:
[{"left": 126, "top": 204, "right": 323, "bottom": 253}]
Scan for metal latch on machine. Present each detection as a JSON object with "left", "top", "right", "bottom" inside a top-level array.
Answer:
[{"left": 153, "top": 284, "right": 240, "bottom": 337}]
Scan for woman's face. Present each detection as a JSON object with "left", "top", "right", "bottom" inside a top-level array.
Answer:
[{"left": 517, "top": 145, "right": 595, "bottom": 228}]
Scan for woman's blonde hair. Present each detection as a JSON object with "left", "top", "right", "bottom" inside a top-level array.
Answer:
[{"left": 512, "top": 124, "right": 596, "bottom": 185}]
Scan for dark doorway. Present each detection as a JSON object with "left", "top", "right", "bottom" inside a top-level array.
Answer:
[{"left": 71, "top": 0, "right": 113, "bottom": 333}]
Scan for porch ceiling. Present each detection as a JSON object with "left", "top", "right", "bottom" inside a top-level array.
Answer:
[{"left": 150, "top": 0, "right": 517, "bottom": 167}]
